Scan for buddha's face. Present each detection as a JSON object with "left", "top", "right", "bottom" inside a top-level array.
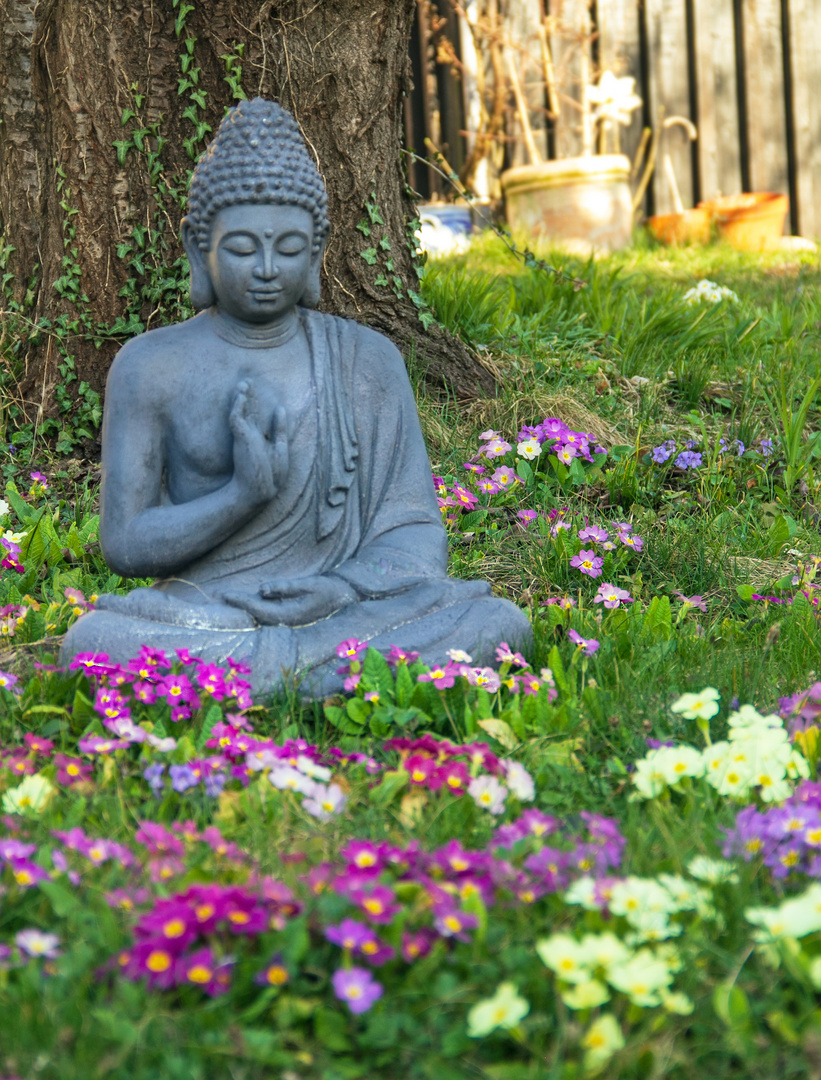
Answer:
[{"left": 205, "top": 203, "right": 315, "bottom": 323}]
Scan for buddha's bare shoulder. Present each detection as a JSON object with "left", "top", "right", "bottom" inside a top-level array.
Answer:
[
  {"left": 321, "top": 311, "right": 408, "bottom": 391},
  {"left": 105, "top": 313, "right": 215, "bottom": 393}
]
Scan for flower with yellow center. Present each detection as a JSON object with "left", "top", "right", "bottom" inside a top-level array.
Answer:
[{"left": 467, "top": 982, "right": 530, "bottom": 1038}]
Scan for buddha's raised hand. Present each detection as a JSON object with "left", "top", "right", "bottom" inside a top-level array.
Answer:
[{"left": 229, "top": 380, "right": 289, "bottom": 506}]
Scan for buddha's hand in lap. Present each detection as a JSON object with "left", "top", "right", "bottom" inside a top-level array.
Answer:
[
  {"left": 219, "top": 575, "right": 356, "bottom": 627},
  {"left": 230, "top": 380, "right": 289, "bottom": 506}
]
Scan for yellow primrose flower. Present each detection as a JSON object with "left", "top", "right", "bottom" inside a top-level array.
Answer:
[
  {"left": 466, "top": 982, "right": 530, "bottom": 1037},
  {"left": 671, "top": 687, "right": 720, "bottom": 720},
  {"left": 582, "top": 1013, "right": 625, "bottom": 1071},
  {"left": 2, "top": 773, "right": 56, "bottom": 815}
]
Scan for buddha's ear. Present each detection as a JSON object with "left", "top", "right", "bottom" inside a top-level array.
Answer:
[
  {"left": 299, "top": 239, "right": 326, "bottom": 309},
  {"left": 181, "top": 218, "right": 216, "bottom": 310}
]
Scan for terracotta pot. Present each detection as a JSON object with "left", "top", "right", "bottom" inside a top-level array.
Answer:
[
  {"left": 702, "top": 193, "right": 789, "bottom": 251},
  {"left": 646, "top": 207, "right": 711, "bottom": 246},
  {"left": 501, "top": 155, "right": 633, "bottom": 252}
]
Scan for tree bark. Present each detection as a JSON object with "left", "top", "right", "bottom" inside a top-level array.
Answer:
[{"left": 0, "top": 0, "right": 495, "bottom": 440}]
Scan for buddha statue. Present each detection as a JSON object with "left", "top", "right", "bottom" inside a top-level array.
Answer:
[{"left": 62, "top": 98, "right": 531, "bottom": 696}]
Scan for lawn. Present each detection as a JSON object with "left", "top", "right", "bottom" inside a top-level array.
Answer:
[{"left": 1, "top": 234, "right": 820, "bottom": 1079}]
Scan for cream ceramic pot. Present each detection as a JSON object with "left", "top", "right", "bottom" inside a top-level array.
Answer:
[{"left": 501, "top": 154, "right": 633, "bottom": 252}]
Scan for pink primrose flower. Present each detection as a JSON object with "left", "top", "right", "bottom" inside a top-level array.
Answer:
[
  {"left": 567, "top": 628, "right": 600, "bottom": 655},
  {"left": 593, "top": 582, "right": 633, "bottom": 609},
  {"left": 570, "top": 549, "right": 604, "bottom": 578},
  {"left": 416, "top": 661, "right": 462, "bottom": 690},
  {"left": 332, "top": 966, "right": 384, "bottom": 1014},
  {"left": 578, "top": 525, "right": 608, "bottom": 542}
]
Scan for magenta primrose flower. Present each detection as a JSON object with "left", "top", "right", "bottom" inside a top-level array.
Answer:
[
  {"left": 336, "top": 637, "right": 367, "bottom": 660},
  {"left": 570, "top": 549, "right": 604, "bottom": 578},
  {"left": 593, "top": 583, "right": 633, "bottom": 608},
  {"left": 417, "top": 661, "right": 462, "bottom": 690},
  {"left": 332, "top": 966, "right": 384, "bottom": 1014},
  {"left": 567, "top": 628, "right": 600, "bottom": 655}
]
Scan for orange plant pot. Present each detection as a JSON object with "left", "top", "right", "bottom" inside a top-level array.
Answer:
[
  {"left": 702, "top": 193, "right": 789, "bottom": 251},
  {"left": 646, "top": 207, "right": 711, "bottom": 246}
]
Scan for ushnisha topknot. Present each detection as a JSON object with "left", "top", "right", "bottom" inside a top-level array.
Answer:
[{"left": 186, "top": 98, "right": 329, "bottom": 255}]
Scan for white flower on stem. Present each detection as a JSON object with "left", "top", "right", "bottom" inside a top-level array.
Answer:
[
  {"left": 2, "top": 774, "right": 55, "bottom": 815},
  {"left": 467, "top": 774, "right": 508, "bottom": 815},
  {"left": 582, "top": 1014, "right": 625, "bottom": 1070},
  {"left": 502, "top": 760, "right": 535, "bottom": 801},
  {"left": 671, "top": 687, "right": 720, "bottom": 721},
  {"left": 606, "top": 948, "right": 673, "bottom": 1006},
  {"left": 302, "top": 782, "right": 347, "bottom": 821},
  {"left": 561, "top": 978, "right": 610, "bottom": 1010},
  {"left": 536, "top": 933, "right": 592, "bottom": 984},
  {"left": 16, "top": 929, "right": 60, "bottom": 958},
  {"left": 687, "top": 856, "right": 739, "bottom": 884},
  {"left": 516, "top": 439, "right": 541, "bottom": 460},
  {"left": 466, "top": 982, "right": 530, "bottom": 1037},
  {"left": 296, "top": 755, "right": 332, "bottom": 782},
  {"left": 268, "top": 765, "right": 316, "bottom": 796}
]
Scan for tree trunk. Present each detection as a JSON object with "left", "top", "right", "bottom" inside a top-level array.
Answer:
[{"left": 0, "top": 0, "right": 495, "bottom": 448}]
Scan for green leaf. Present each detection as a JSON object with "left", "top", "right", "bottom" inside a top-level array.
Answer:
[
  {"left": 4, "top": 481, "right": 31, "bottom": 522},
  {"left": 197, "top": 703, "right": 224, "bottom": 751},
  {"left": 362, "top": 647, "right": 396, "bottom": 703},
  {"left": 369, "top": 768, "right": 408, "bottom": 806},
  {"left": 360, "top": 247, "right": 378, "bottom": 265},
  {"left": 314, "top": 1007, "right": 352, "bottom": 1052},
  {"left": 713, "top": 983, "right": 752, "bottom": 1028},
  {"left": 346, "top": 697, "right": 370, "bottom": 725},
  {"left": 736, "top": 584, "right": 754, "bottom": 601},
  {"left": 40, "top": 879, "right": 79, "bottom": 917},
  {"left": 112, "top": 140, "right": 131, "bottom": 165}
]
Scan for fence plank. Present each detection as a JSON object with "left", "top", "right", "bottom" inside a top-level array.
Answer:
[
  {"left": 692, "top": 0, "right": 741, "bottom": 200},
  {"left": 742, "top": 0, "right": 789, "bottom": 203},
  {"left": 506, "top": 0, "right": 548, "bottom": 167},
  {"left": 596, "top": 0, "right": 644, "bottom": 170},
  {"left": 788, "top": 0, "right": 821, "bottom": 238},
  {"left": 645, "top": 0, "right": 694, "bottom": 214},
  {"left": 549, "top": 0, "right": 586, "bottom": 159}
]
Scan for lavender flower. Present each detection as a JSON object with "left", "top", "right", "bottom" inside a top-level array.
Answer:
[{"left": 331, "top": 966, "right": 384, "bottom": 1014}]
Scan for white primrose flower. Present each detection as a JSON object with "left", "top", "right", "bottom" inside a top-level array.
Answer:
[
  {"left": 687, "top": 856, "right": 739, "bottom": 884},
  {"left": 632, "top": 751, "right": 670, "bottom": 799},
  {"left": 0, "top": 499, "right": 9, "bottom": 517},
  {"left": 624, "top": 911, "right": 682, "bottom": 945},
  {"left": 606, "top": 948, "right": 674, "bottom": 1007},
  {"left": 536, "top": 934, "right": 592, "bottom": 985},
  {"left": 466, "top": 982, "right": 530, "bottom": 1037},
  {"left": 146, "top": 733, "right": 177, "bottom": 752},
  {"left": 502, "top": 760, "right": 535, "bottom": 801},
  {"left": 467, "top": 774, "right": 508, "bottom": 815},
  {"left": 582, "top": 1014, "right": 625, "bottom": 1071},
  {"left": 302, "top": 782, "right": 347, "bottom": 821},
  {"left": 671, "top": 687, "right": 720, "bottom": 721},
  {"left": 561, "top": 978, "right": 610, "bottom": 1010},
  {"left": 563, "top": 875, "right": 601, "bottom": 910},
  {"left": 660, "top": 989, "right": 694, "bottom": 1015},
  {"left": 578, "top": 932, "right": 632, "bottom": 973},
  {"left": 268, "top": 765, "right": 316, "bottom": 796},
  {"left": 654, "top": 745, "right": 705, "bottom": 786},
  {"left": 246, "top": 749, "right": 281, "bottom": 771},
  {"left": 609, "top": 877, "right": 676, "bottom": 924},
  {"left": 517, "top": 439, "right": 541, "bottom": 460},
  {"left": 296, "top": 755, "right": 332, "bottom": 782},
  {"left": 2, "top": 774, "right": 55, "bottom": 815}
]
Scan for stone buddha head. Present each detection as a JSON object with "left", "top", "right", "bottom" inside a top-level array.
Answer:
[{"left": 181, "top": 98, "right": 330, "bottom": 317}]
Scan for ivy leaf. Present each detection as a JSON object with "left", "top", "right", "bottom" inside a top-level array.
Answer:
[{"left": 360, "top": 248, "right": 378, "bottom": 265}]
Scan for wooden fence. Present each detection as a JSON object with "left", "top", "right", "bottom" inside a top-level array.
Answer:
[{"left": 406, "top": 0, "right": 821, "bottom": 239}]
